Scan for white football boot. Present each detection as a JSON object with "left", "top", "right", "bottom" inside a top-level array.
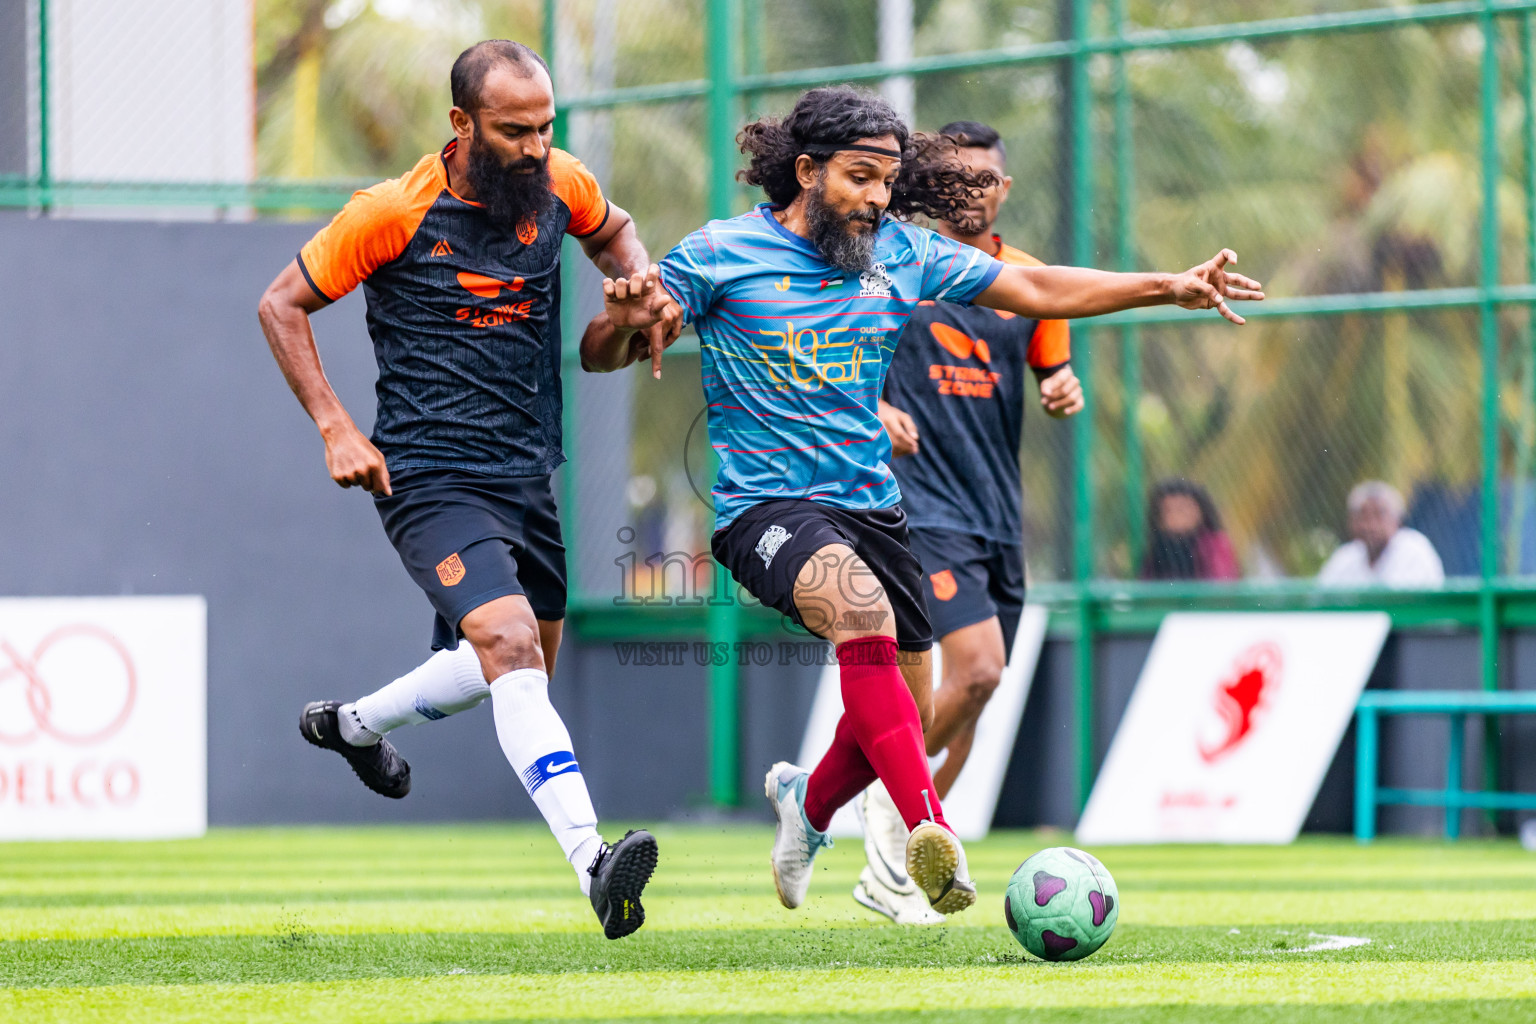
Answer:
[
  {"left": 852, "top": 865, "right": 946, "bottom": 924},
  {"left": 906, "top": 790, "right": 976, "bottom": 915},
  {"left": 764, "top": 761, "right": 833, "bottom": 909},
  {"left": 852, "top": 782, "right": 943, "bottom": 924}
]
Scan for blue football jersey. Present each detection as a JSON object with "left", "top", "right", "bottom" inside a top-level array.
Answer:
[{"left": 659, "top": 204, "right": 1003, "bottom": 529}]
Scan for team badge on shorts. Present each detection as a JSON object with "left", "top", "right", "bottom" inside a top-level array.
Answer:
[
  {"left": 436, "top": 552, "right": 467, "bottom": 587},
  {"left": 756, "top": 525, "right": 792, "bottom": 568},
  {"left": 517, "top": 217, "right": 539, "bottom": 245},
  {"left": 930, "top": 569, "right": 958, "bottom": 601}
]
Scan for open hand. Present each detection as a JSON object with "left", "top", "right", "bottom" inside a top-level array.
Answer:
[
  {"left": 1038, "top": 364, "right": 1084, "bottom": 418},
  {"left": 604, "top": 264, "right": 674, "bottom": 330},
  {"left": 1170, "top": 249, "right": 1265, "bottom": 324},
  {"left": 604, "top": 264, "right": 683, "bottom": 377}
]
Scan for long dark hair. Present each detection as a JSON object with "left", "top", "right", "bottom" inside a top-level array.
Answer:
[
  {"left": 736, "top": 86, "right": 997, "bottom": 221},
  {"left": 1146, "top": 478, "right": 1225, "bottom": 535},
  {"left": 1142, "top": 478, "right": 1226, "bottom": 580}
]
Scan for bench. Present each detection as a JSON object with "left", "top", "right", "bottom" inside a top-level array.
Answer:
[{"left": 1354, "top": 689, "right": 1536, "bottom": 842}]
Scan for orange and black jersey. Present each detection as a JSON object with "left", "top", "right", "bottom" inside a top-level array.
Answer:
[
  {"left": 884, "top": 239, "right": 1071, "bottom": 544},
  {"left": 298, "top": 140, "right": 610, "bottom": 474}
]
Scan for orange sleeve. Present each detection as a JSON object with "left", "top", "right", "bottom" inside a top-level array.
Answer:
[
  {"left": 297, "top": 179, "right": 418, "bottom": 302},
  {"left": 550, "top": 148, "right": 610, "bottom": 237},
  {"left": 1028, "top": 318, "right": 1072, "bottom": 371},
  {"left": 998, "top": 243, "right": 1072, "bottom": 371}
]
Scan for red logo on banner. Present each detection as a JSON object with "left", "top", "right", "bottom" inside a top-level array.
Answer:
[
  {"left": 1196, "top": 641, "right": 1282, "bottom": 763},
  {"left": 0, "top": 626, "right": 138, "bottom": 747}
]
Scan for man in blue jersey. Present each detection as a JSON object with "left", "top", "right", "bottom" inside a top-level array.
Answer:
[
  {"left": 857, "top": 119, "right": 1080, "bottom": 924},
  {"left": 592, "top": 86, "right": 1262, "bottom": 917}
]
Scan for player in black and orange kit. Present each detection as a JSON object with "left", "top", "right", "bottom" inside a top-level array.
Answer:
[
  {"left": 256, "top": 41, "right": 670, "bottom": 939},
  {"left": 853, "top": 121, "right": 1084, "bottom": 924}
]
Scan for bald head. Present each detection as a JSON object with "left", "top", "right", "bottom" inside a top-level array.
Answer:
[{"left": 451, "top": 40, "right": 550, "bottom": 114}]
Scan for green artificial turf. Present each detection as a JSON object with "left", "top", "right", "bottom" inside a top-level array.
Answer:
[{"left": 3, "top": 825, "right": 1535, "bottom": 1022}]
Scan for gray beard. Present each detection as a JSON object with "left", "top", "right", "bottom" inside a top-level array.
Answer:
[{"left": 803, "top": 185, "right": 879, "bottom": 273}]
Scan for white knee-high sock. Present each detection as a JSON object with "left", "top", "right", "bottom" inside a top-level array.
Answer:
[
  {"left": 339, "top": 645, "right": 489, "bottom": 745},
  {"left": 490, "top": 668, "right": 603, "bottom": 895}
]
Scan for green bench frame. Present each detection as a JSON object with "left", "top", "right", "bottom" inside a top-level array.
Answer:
[{"left": 1354, "top": 690, "right": 1536, "bottom": 842}]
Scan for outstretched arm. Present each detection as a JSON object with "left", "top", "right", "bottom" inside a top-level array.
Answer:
[
  {"left": 257, "top": 261, "right": 393, "bottom": 496},
  {"left": 973, "top": 250, "right": 1263, "bottom": 325}
]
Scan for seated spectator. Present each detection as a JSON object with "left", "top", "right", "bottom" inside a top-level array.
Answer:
[
  {"left": 1140, "top": 478, "right": 1241, "bottom": 581},
  {"left": 1318, "top": 481, "right": 1444, "bottom": 587}
]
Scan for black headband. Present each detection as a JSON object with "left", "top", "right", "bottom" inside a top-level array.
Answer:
[{"left": 800, "top": 142, "right": 904, "bottom": 160}]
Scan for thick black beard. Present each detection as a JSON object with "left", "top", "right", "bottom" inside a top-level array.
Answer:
[
  {"left": 465, "top": 131, "right": 553, "bottom": 233},
  {"left": 803, "top": 179, "right": 880, "bottom": 273},
  {"left": 950, "top": 207, "right": 989, "bottom": 237}
]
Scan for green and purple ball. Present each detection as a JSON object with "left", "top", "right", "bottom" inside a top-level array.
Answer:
[{"left": 1004, "top": 847, "right": 1119, "bottom": 961}]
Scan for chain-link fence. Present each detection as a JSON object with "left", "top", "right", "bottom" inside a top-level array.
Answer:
[{"left": 540, "top": 0, "right": 1536, "bottom": 605}]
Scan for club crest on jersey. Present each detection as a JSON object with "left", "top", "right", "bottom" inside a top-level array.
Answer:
[
  {"left": 517, "top": 216, "right": 539, "bottom": 245},
  {"left": 858, "top": 262, "right": 893, "bottom": 298},
  {"left": 756, "top": 525, "right": 793, "bottom": 568}
]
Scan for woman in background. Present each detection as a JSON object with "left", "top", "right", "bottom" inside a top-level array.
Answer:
[{"left": 1140, "top": 478, "right": 1241, "bottom": 581}]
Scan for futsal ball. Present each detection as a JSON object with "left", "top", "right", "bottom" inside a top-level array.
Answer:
[{"left": 1004, "top": 847, "right": 1119, "bottom": 961}]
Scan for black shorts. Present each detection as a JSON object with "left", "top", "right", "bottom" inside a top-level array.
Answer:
[
  {"left": 711, "top": 499, "right": 933, "bottom": 652},
  {"left": 374, "top": 469, "right": 567, "bottom": 650},
  {"left": 906, "top": 526, "right": 1025, "bottom": 651}
]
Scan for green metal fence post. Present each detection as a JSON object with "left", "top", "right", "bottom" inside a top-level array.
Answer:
[
  {"left": 1479, "top": 3, "right": 1504, "bottom": 810},
  {"left": 1068, "top": 0, "right": 1097, "bottom": 815},
  {"left": 542, "top": 0, "right": 557, "bottom": 123},
  {"left": 1113, "top": 0, "right": 1144, "bottom": 576},
  {"left": 545, "top": 0, "right": 585, "bottom": 602},
  {"left": 706, "top": 0, "right": 742, "bottom": 808},
  {"left": 36, "top": 0, "right": 49, "bottom": 211}
]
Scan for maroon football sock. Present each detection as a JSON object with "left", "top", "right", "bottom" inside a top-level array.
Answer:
[
  {"left": 833, "top": 635, "right": 950, "bottom": 833},
  {"left": 804, "top": 714, "right": 878, "bottom": 832}
]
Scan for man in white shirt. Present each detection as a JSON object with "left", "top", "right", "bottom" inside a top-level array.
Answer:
[{"left": 1317, "top": 481, "right": 1445, "bottom": 587}]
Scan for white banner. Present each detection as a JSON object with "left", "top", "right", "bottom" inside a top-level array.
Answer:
[
  {"left": 0, "top": 597, "right": 207, "bottom": 840},
  {"left": 798, "top": 605, "right": 1048, "bottom": 840},
  {"left": 1076, "top": 611, "right": 1389, "bottom": 845}
]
